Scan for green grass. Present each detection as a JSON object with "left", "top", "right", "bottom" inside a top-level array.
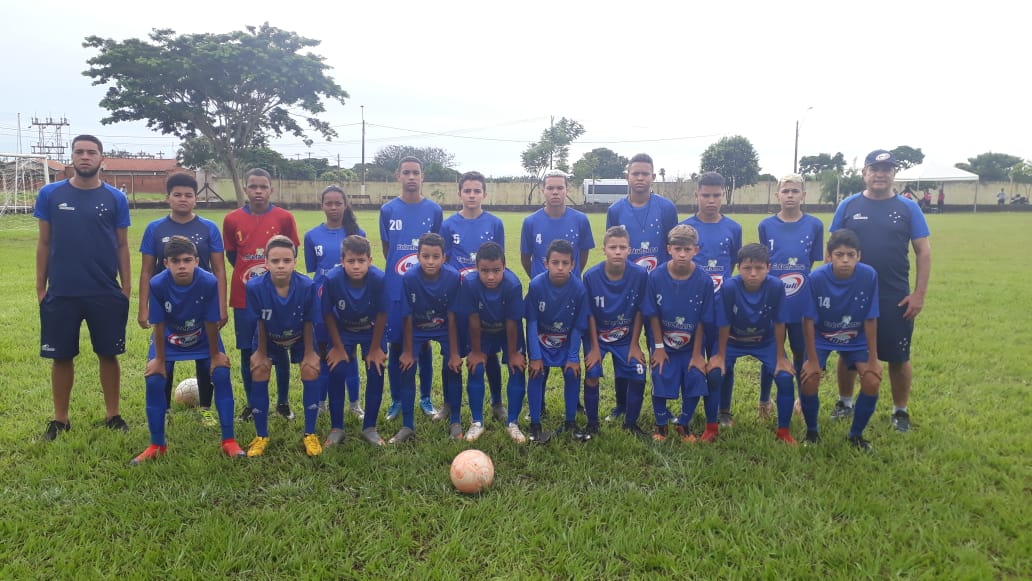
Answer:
[{"left": 0, "top": 210, "right": 1029, "bottom": 578}]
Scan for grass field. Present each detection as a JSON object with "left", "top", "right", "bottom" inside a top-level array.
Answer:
[{"left": 0, "top": 209, "right": 1029, "bottom": 579}]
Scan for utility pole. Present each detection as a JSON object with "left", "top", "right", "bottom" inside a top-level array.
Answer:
[
  {"left": 360, "top": 105, "right": 367, "bottom": 199},
  {"left": 548, "top": 115, "right": 554, "bottom": 170}
]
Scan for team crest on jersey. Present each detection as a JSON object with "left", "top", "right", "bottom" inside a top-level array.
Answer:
[
  {"left": 244, "top": 264, "right": 268, "bottom": 281},
  {"left": 635, "top": 256, "right": 658, "bottom": 271},
  {"left": 822, "top": 329, "right": 858, "bottom": 344},
  {"left": 780, "top": 273, "right": 805, "bottom": 296},
  {"left": 395, "top": 253, "right": 419, "bottom": 275},
  {"left": 599, "top": 326, "right": 629, "bottom": 343},
  {"left": 663, "top": 331, "right": 692, "bottom": 349},
  {"left": 539, "top": 333, "right": 567, "bottom": 349},
  {"left": 168, "top": 328, "right": 202, "bottom": 348}
]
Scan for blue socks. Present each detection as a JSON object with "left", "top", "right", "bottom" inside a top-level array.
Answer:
[
  {"left": 249, "top": 380, "right": 270, "bottom": 438},
  {"left": 144, "top": 373, "right": 168, "bottom": 446},
  {"left": 624, "top": 380, "right": 646, "bottom": 427},
  {"left": 774, "top": 371, "right": 795, "bottom": 430},
  {"left": 849, "top": 392, "right": 878, "bottom": 438},
  {"left": 800, "top": 393, "right": 820, "bottom": 432},
  {"left": 211, "top": 366, "right": 236, "bottom": 441},
  {"left": 506, "top": 369, "right": 527, "bottom": 425},
  {"left": 583, "top": 380, "right": 599, "bottom": 425},
  {"left": 302, "top": 378, "right": 320, "bottom": 434}
]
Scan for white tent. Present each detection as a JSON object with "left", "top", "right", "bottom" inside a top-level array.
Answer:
[{"left": 894, "top": 161, "right": 981, "bottom": 211}]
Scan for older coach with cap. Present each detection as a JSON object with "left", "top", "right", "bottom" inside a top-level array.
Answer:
[{"left": 829, "top": 149, "right": 931, "bottom": 433}]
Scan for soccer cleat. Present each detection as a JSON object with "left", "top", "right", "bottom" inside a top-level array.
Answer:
[
  {"left": 528, "top": 422, "right": 549, "bottom": 444},
  {"left": 491, "top": 403, "right": 508, "bottom": 424},
  {"left": 276, "top": 403, "right": 295, "bottom": 421},
  {"left": 303, "top": 433, "right": 323, "bottom": 457},
  {"left": 360, "top": 427, "right": 385, "bottom": 446},
  {"left": 757, "top": 400, "right": 774, "bottom": 420},
  {"left": 246, "top": 436, "right": 270, "bottom": 457},
  {"left": 571, "top": 422, "right": 592, "bottom": 442},
  {"left": 718, "top": 411, "right": 734, "bottom": 428},
  {"left": 891, "top": 410, "right": 911, "bottom": 433},
  {"left": 775, "top": 428, "right": 798, "bottom": 446},
  {"left": 848, "top": 435, "right": 873, "bottom": 451},
  {"left": 623, "top": 424, "right": 651, "bottom": 441},
  {"left": 449, "top": 422, "right": 464, "bottom": 440},
  {"left": 221, "top": 438, "right": 246, "bottom": 458},
  {"left": 43, "top": 419, "right": 70, "bottom": 441},
  {"left": 699, "top": 423, "right": 720, "bottom": 443},
  {"left": 130, "top": 444, "right": 167, "bottom": 465},
  {"left": 200, "top": 408, "right": 218, "bottom": 428},
  {"left": 323, "top": 428, "right": 346, "bottom": 448},
  {"left": 317, "top": 401, "right": 328, "bottom": 416},
  {"left": 803, "top": 430, "right": 821, "bottom": 445},
  {"left": 432, "top": 403, "right": 451, "bottom": 422},
  {"left": 585, "top": 423, "right": 599, "bottom": 437},
  {"left": 465, "top": 422, "right": 485, "bottom": 442},
  {"left": 388, "top": 426, "right": 415, "bottom": 444},
  {"left": 605, "top": 406, "right": 625, "bottom": 422},
  {"left": 385, "top": 400, "right": 402, "bottom": 421},
  {"left": 830, "top": 401, "right": 854, "bottom": 421},
  {"left": 238, "top": 406, "right": 254, "bottom": 422},
  {"left": 349, "top": 401, "right": 365, "bottom": 421},
  {"left": 652, "top": 425, "right": 669, "bottom": 442},
  {"left": 506, "top": 422, "right": 527, "bottom": 444},
  {"left": 105, "top": 415, "right": 129, "bottom": 432},
  {"left": 675, "top": 424, "right": 697, "bottom": 443},
  {"left": 420, "top": 397, "right": 438, "bottom": 417}
]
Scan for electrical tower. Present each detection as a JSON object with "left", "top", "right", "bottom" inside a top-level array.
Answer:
[{"left": 30, "top": 116, "right": 70, "bottom": 162}]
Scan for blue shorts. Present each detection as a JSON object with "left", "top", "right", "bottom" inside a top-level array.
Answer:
[
  {"left": 785, "top": 322, "right": 805, "bottom": 356},
  {"left": 386, "top": 300, "right": 404, "bottom": 344},
  {"left": 726, "top": 342, "right": 778, "bottom": 374},
  {"left": 473, "top": 331, "right": 525, "bottom": 363},
  {"left": 234, "top": 307, "right": 257, "bottom": 350},
  {"left": 256, "top": 339, "right": 304, "bottom": 364},
  {"left": 876, "top": 299, "right": 913, "bottom": 364},
  {"left": 651, "top": 350, "right": 707, "bottom": 399},
  {"left": 39, "top": 293, "right": 129, "bottom": 359},
  {"left": 813, "top": 348, "right": 868, "bottom": 370},
  {"left": 586, "top": 341, "right": 646, "bottom": 381}
]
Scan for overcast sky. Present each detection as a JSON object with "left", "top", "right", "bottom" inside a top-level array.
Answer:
[{"left": 2, "top": 0, "right": 1027, "bottom": 178}]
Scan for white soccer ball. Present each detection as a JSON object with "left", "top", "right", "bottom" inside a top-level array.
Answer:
[
  {"left": 450, "top": 449, "right": 495, "bottom": 494},
  {"left": 175, "top": 378, "right": 200, "bottom": 407}
]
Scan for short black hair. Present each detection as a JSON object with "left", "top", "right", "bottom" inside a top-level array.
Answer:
[
  {"left": 398, "top": 156, "right": 423, "bottom": 170},
  {"left": 827, "top": 229, "right": 861, "bottom": 253},
  {"left": 628, "top": 153, "right": 654, "bottom": 169},
  {"left": 165, "top": 173, "right": 198, "bottom": 195},
  {"left": 545, "top": 239, "right": 575, "bottom": 261},
  {"left": 475, "top": 241, "right": 505, "bottom": 264},
  {"left": 418, "top": 232, "right": 445, "bottom": 252},
  {"left": 698, "top": 171, "right": 725, "bottom": 188},
  {"left": 738, "top": 243, "right": 770, "bottom": 265},
  {"left": 245, "top": 168, "right": 272, "bottom": 182},
  {"left": 459, "top": 171, "right": 487, "bottom": 193},
  {"left": 72, "top": 134, "right": 103, "bottom": 153}
]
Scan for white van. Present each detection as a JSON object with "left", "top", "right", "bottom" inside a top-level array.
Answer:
[{"left": 583, "top": 178, "right": 627, "bottom": 205}]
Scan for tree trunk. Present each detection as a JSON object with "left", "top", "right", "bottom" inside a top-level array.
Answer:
[{"left": 220, "top": 151, "right": 246, "bottom": 207}]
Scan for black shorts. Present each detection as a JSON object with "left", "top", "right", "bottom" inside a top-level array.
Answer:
[
  {"left": 877, "top": 298, "right": 913, "bottom": 364},
  {"left": 39, "top": 293, "right": 129, "bottom": 359}
]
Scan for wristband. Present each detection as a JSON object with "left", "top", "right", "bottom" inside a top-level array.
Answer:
[{"left": 654, "top": 343, "right": 665, "bottom": 350}]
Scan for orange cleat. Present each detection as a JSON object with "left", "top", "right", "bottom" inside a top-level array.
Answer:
[
  {"left": 775, "top": 428, "right": 798, "bottom": 446},
  {"left": 221, "top": 438, "right": 246, "bottom": 457},
  {"left": 130, "top": 444, "right": 167, "bottom": 465},
  {"left": 699, "top": 423, "right": 720, "bottom": 443}
]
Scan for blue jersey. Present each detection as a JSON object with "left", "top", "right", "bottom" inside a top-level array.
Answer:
[
  {"left": 807, "top": 263, "right": 880, "bottom": 352},
  {"left": 440, "top": 211, "right": 505, "bottom": 277},
  {"left": 400, "top": 265, "right": 462, "bottom": 341},
  {"left": 641, "top": 265, "right": 719, "bottom": 354},
  {"left": 321, "top": 265, "right": 387, "bottom": 343},
  {"left": 582, "top": 262, "right": 649, "bottom": 346},
  {"left": 455, "top": 269, "right": 524, "bottom": 336},
  {"left": 758, "top": 214, "right": 824, "bottom": 322},
  {"left": 605, "top": 194, "right": 679, "bottom": 271},
  {"left": 304, "top": 224, "right": 366, "bottom": 284},
  {"left": 830, "top": 193, "right": 930, "bottom": 299},
  {"left": 719, "top": 274, "right": 792, "bottom": 348},
  {"left": 524, "top": 273, "right": 589, "bottom": 361},
  {"left": 245, "top": 271, "right": 319, "bottom": 349},
  {"left": 147, "top": 268, "right": 222, "bottom": 360},
  {"left": 520, "top": 208, "right": 595, "bottom": 278},
  {"left": 34, "top": 180, "right": 131, "bottom": 296},
  {"left": 680, "top": 215, "right": 742, "bottom": 292},
  {"left": 379, "top": 197, "right": 443, "bottom": 299},
  {"left": 140, "top": 215, "right": 223, "bottom": 275}
]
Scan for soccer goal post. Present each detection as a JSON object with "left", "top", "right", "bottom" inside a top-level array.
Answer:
[{"left": 0, "top": 153, "right": 50, "bottom": 215}]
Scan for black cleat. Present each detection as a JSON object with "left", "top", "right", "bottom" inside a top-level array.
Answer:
[
  {"left": 623, "top": 424, "right": 651, "bottom": 440},
  {"left": 891, "top": 410, "right": 911, "bottom": 433},
  {"left": 43, "top": 420, "right": 70, "bottom": 441},
  {"left": 803, "top": 430, "right": 821, "bottom": 445},
  {"left": 104, "top": 415, "right": 129, "bottom": 432},
  {"left": 848, "top": 435, "right": 872, "bottom": 451}
]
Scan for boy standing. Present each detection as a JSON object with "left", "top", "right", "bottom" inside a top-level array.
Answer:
[
  {"left": 521, "top": 170, "right": 595, "bottom": 279},
  {"left": 455, "top": 242, "right": 527, "bottom": 442},
  {"left": 525, "top": 240, "right": 591, "bottom": 443},
  {"left": 582, "top": 226, "right": 650, "bottom": 439},
  {"left": 321, "top": 235, "right": 389, "bottom": 446},
  {"left": 244, "top": 236, "right": 322, "bottom": 457},
  {"left": 755, "top": 175, "right": 823, "bottom": 418},
  {"left": 440, "top": 171, "right": 508, "bottom": 423},
  {"left": 380, "top": 157, "right": 444, "bottom": 420},
  {"left": 131, "top": 236, "right": 245, "bottom": 463},
  {"left": 392, "top": 233, "right": 463, "bottom": 443},
  {"left": 642, "top": 225, "right": 725, "bottom": 443},
  {"left": 680, "top": 171, "right": 741, "bottom": 427},
  {"left": 798, "top": 229, "right": 882, "bottom": 449},
  {"left": 138, "top": 173, "right": 228, "bottom": 426},
  {"left": 605, "top": 153, "right": 678, "bottom": 273},
  {"left": 223, "top": 168, "right": 300, "bottom": 422},
  {"left": 716, "top": 244, "right": 798, "bottom": 444}
]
